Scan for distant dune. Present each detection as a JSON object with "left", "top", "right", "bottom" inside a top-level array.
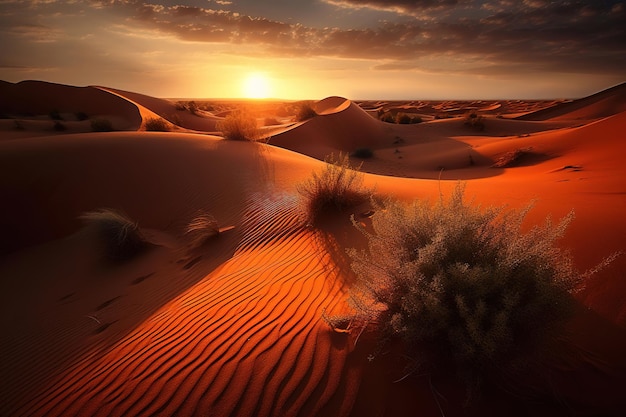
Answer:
[
  {"left": 516, "top": 82, "right": 626, "bottom": 121},
  {"left": 1, "top": 80, "right": 625, "bottom": 417}
]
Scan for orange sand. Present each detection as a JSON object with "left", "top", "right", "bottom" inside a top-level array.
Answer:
[{"left": 1, "top": 80, "right": 625, "bottom": 416}]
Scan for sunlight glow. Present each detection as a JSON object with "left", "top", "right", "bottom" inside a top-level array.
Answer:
[{"left": 242, "top": 73, "right": 272, "bottom": 99}]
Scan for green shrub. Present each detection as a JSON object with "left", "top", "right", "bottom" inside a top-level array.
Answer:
[
  {"left": 297, "top": 153, "right": 372, "bottom": 225},
  {"left": 296, "top": 101, "right": 317, "bottom": 121},
  {"left": 145, "top": 117, "right": 170, "bottom": 132},
  {"left": 217, "top": 110, "right": 259, "bottom": 141},
  {"left": 90, "top": 118, "right": 114, "bottom": 132},
  {"left": 80, "top": 209, "right": 151, "bottom": 262},
  {"left": 344, "top": 183, "right": 600, "bottom": 396}
]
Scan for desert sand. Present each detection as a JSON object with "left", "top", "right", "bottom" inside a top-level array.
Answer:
[{"left": 1, "top": 80, "right": 625, "bottom": 416}]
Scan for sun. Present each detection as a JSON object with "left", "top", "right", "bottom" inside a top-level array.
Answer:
[{"left": 242, "top": 73, "right": 272, "bottom": 99}]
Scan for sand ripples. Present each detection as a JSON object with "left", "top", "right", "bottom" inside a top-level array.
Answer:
[{"left": 18, "top": 193, "right": 359, "bottom": 417}]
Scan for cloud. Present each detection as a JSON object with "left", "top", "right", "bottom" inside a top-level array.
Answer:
[
  {"left": 2, "top": 0, "right": 624, "bottom": 80},
  {"left": 322, "top": 0, "right": 469, "bottom": 14}
]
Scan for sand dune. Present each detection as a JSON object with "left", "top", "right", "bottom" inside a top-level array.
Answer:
[
  {"left": 99, "top": 87, "right": 222, "bottom": 132},
  {"left": 1, "top": 80, "right": 625, "bottom": 416},
  {"left": 517, "top": 82, "right": 626, "bottom": 121},
  {"left": 0, "top": 80, "right": 142, "bottom": 131},
  {"left": 269, "top": 97, "right": 394, "bottom": 159}
]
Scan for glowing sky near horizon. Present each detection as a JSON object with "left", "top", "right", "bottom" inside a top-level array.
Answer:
[{"left": 0, "top": 0, "right": 624, "bottom": 99}]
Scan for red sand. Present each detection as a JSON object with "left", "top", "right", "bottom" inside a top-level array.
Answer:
[{"left": 1, "top": 80, "right": 625, "bottom": 416}]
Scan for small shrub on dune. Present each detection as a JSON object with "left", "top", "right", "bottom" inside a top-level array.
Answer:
[
  {"left": 264, "top": 117, "right": 280, "bottom": 126},
  {"left": 396, "top": 113, "right": 412, "bottom": 124},
  {"left": 145, "top": 117, "right": 170, "bottom": 132},
  {"left": 296, "top": 101, "right": 317, "bottom": 121},
  {"left": 53, "top": 120, "right": 67, "bottom": 131},
  {"left": 75, "top": 111, "right": 89, "bottom": 121},
  {"left": 218, "top": 110, "right": 260, "bottom": 141},
  {"left": 80, "top": 209, "right": 151, "bottom": 262},
  {"left": 351, "top": 147, "right": 374, "bottom": 159},
  {"left": 297, "top": 153, "right": 372, "bottom": 225},
  {"left": 49, "top": 109, "right": 63, "bottom": 120},
  {"left": 343, "top": 183, "right": 615, "bottom": 397},
  {"left": 184, "top": 213, "right": 220, "bottom": 250},
  {"left": 464, "top": 112, "right": 485, "bottom": 131},
  {"left": 90, "top": 118, "right": 114, "bottom": 132},
  {"left": 379, "top": 112, "right": 395, "bottom": 123}
]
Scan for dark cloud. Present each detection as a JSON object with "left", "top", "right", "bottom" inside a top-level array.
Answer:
[{"left": 2, "top": 0, "right": 624, "bottom": 79}]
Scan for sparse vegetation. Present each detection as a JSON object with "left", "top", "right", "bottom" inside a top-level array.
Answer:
[
  {"left": 49, "top": 109, "right": 63, "bottom": 120},
  {"left": 297, "top": 153, "right": 372, "bottom": 225},
  {"left": 351, "top": 148, "right": 374, "bottom": 159},
  {"left": 264, "top": 117, "right": 280, "bottom": 126},
  {"left": 80, "top": 209, "right": 151, "bottom": 262},
  {"left": 396, "top": 113, "right": 422, "bottom": 124},
  {"left": 464, "top": 112, "right": 485, "bottom": 131},
  {"left": 184, "top": 212, "right": 220, "bottom": 250},
  {"left": 145, "top": 117, "right": 170, "bottom": 132},
  {"left": 90, "top": 118, "right": 114, "bottom": 132},
  {"left": 75, "top": 111, "right": 89, "bottom": 121},
  {"left": 379, "top": 112, "right": 423, "bottom": 124},
  {"left": 339, "top": 183, "right": 611, "bottom": 397},
  {"left": 218, "top": 110, "right": 259, "bottom": 141},
  {"left": 380, "top": 113, "right": 395, "bottom": 123},
  {"left": 296, "top": 101, "right": 317, "bottom": 121},
  {"left": 492, "top": 148, "right": 532, "bottom": 168},
  {"left": 53, "top": 120, "right": 67, "bottom": 131}
]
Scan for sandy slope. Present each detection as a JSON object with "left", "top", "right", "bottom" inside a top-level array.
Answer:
[
  {"left": 0, "top": 80, "right": 142, "bottom": 131},
  {"left": 517, "top": 82, "right": 626, "bottom": 121},
  {"left": 1, "top": 82, "right": 625, "bottom": 417},
  {"left": 99, "top": 87, "right": 222, "bottom": 132}
]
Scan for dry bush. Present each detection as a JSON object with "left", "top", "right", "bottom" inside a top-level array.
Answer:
[
  {"left": 351, "top": 147, "right": 374, "bottom": 159},
  {"left": 184, "top": 213, "right": 220, "bottom": 250},
  {"left": 53, "top": 120, "right": 67, "bottom": 131},
  {"left": 343, "top": 183, "right": 611, "bottom": 396},
  {"left": 464, "top": 112, "right": 485, "bottom": 131},
  {"left": 491, "top": 148, "right": 533, "bottom": 168},
  {"left": 91, "top": 118, "right": 114, "bottom": 132},
  {"left": 217, "top": 110, "right": 260, "bottom": 141},
  {"left": 297, "top": 153, "right": 372, "bottom": 225},
  {"left": 296, "top": 101, "right": 317, "bottom": 121},
  {"left": 145, "top": 117, "right": 170, "bottom": 132},
  {"left": 81, "top": 209, "right": 151, "bottom": 262}
]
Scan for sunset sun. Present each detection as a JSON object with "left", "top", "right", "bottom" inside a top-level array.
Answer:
[{"left": 242, "top": 73, "right": 271, "bottom": 99}]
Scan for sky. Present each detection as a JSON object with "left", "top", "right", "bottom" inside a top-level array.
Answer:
[{"left": 0, "top": 0, "right": 624, "bottom": 100}]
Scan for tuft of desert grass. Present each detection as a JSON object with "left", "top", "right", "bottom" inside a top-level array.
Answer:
[
  {"left": 184, "top": 212, "right": 220, "bottom": 250},
  {"left": 217, "top": 110, "right": 260, "bottom": 141},
  {"left": 295, "top": 101, "right": 317, "bottom": 121},
  {"left": 339, "top": 183, "right": 615, "bottom": 397},
  {"left": 297, "top": 153, "right": 372, "bottom": 225},
  {"left": 80, "top": 209, "right": 151, "bottom": 262}
]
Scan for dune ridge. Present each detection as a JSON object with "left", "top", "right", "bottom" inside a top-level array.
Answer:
[{"left": 517, "top": 82, "right": 626, "bottom": 121}]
